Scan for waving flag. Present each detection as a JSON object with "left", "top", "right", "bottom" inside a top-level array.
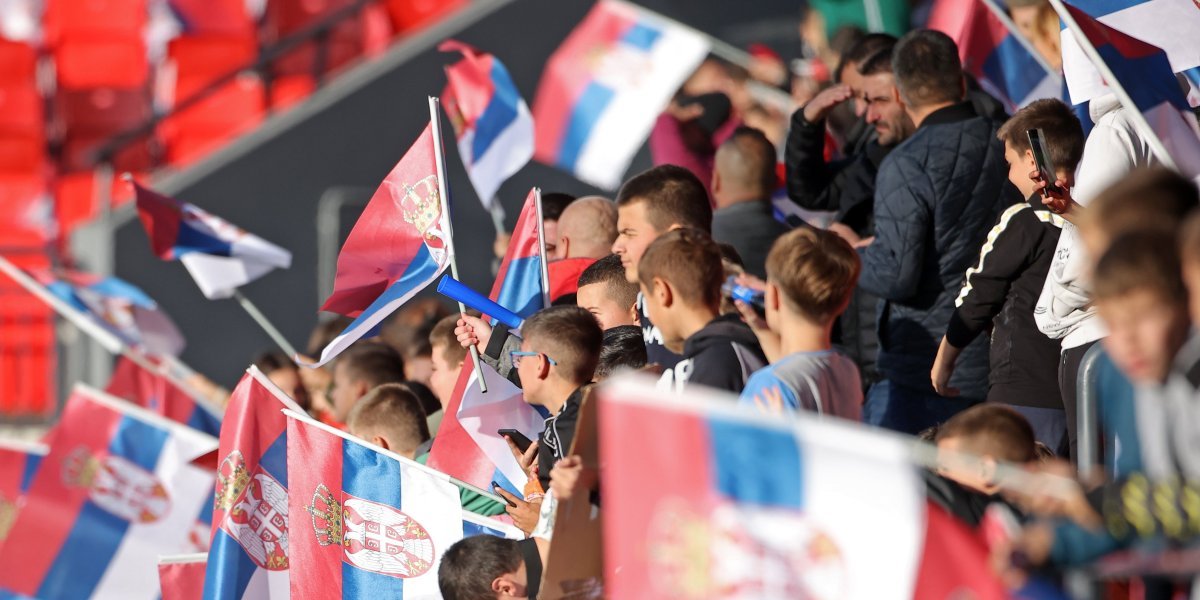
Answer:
[
  {"left": 1054, "top": 0, "right": 1200, "bottom": 181},
  {"left": 32, "top": 267, "right": 186, "bottom": 357},
  {"left": 285, "top": 412, "right": 518, "bottom": 600},
  {"left": 106, "top": 356, "right": 222, "bottom": 437},
  {"left": 203, "top": 367, "right": 303, "bottom": 600},
  {"left": 0, "top": 385, "right": 217, "bottom": 600},
  {"left": 598, "top": 377, "right": 1007, "bottom": 599},
  {"left": 441, "top": 41, "right": 534, "bottom": 208},
  {"left": 532, "top": 0, "right": 709, "bottom": 190},
  {"left": 428, "top": 355, "right": 542, "bottom": 496},
  {"left": 0, "top": 439, "right": 46, "bottom": 545},
  {"left": 488, "top": 188, "right": 548, "bottom": 319},
  {"left": 132, "top": 181, "right": 293, "bottom": 300},
  {"left": 159, "top": 553, "right": 208, "bottom": 600},
  {"left": 928, "top": 0, "right": 1060, "bottom": 111},
  {"left": 304, "top": 124, "right": 452, "bottom": 368}
]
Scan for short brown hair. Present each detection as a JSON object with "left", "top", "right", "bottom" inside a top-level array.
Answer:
[
  {"left": 347, "top": 383, "right": 430, "bottom": 456},
  {"left": 520, "top": 305, "right": 603, "bottom": 384},
  {"left": 996, "top": 98, "right": 1085, "bottom": 173},
  {"left": 1081, "top": 167, "right": 1199, "bottom": 242},
  {"left": 893, "top": 30, "right": 963, "bottom": 107},
  {"left": 766, "top": 227, "right": 860, "bottom": 323},
  {"left": 637, "top": 228, "right": 724, "bottom": 310},
  {"left": 577, "top": 254, "right": 639, "bottom": 310},
  {"left": 337, "top": 343, "right": 405, "bottom": 388},
  {"left": 936, "top": 404, "right": 1036, "bottom": 463},
  {"left": 1093, "top": 230, "right": 1187, "bottom": 303},
  {"left": 429, "top": 315, "right": 467, "bottom": 366},
  {"left": 616, "top": 165, "right": 712, "bottom": 233}
]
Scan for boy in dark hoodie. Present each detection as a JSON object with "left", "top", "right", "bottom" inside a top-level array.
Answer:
[
  {"left": 931, "top": 98, "right": 1084, "bottom": 453},
  {"left": 637, "top": 228, "right": 767, "bottom": 393}
]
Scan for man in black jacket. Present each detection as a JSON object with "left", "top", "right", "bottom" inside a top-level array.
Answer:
[
  {"left": 858, "top": 30, "right": 1020, "bottom": 435},
  {"left": 931, "top": 99, "right": 1084, "bottom": 453}
]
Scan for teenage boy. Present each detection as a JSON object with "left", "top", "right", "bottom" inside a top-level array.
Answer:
[
  {"left": 328, "top": 342, "right": 406, "bottom": 424},
  {"left": 638, "top": 228, "right": 767, "bottom": 393},
  {"left": 737, "top": 227, "right": 863, "bottom": 418},
  {"left": 931, "top": 99, "right": 1083, "bottom": 453},
  {"left": 438, "top": 535, "right": 544, "bottom": 600},
  {"left": 346, "top": 383, "right": 430, "bottom": 460},
  {"left": 576, "top": 254, "right": 639, "bottom": 330}
]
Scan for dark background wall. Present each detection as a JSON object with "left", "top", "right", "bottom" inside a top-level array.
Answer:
[{"left": 110, "top": 0, "right": 803, "bottom": 386}]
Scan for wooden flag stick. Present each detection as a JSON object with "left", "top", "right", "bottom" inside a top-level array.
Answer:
[
  {"left": 429, "top": 95, "right": 488, "bottom": 394},
  {"left": 232, "top": 288, "right": 298, "bottom": 358}
]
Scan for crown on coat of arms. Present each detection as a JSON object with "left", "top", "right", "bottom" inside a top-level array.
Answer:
[
  {"left": 215, "top": 451, "right": 250, "bottom": 512},
  {"left": 398, "top": 175, "right": 442, "bottom": 241},
  {"left": 62, "top": 447, "right": 100, "bottom": 489},
  {"left": 307, "top": 483, "right": 345, "bottom": 547}
]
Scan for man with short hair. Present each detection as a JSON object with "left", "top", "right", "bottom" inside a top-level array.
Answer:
[
  {"left": 346, "top": 383, "right": 430, "bottom": 459},
  {"left": 538, "top": 192, "right": 576, "bottom": 258},
  {"left": 329, "top": 343, "right": 406, "bottom": 423},
  {"left": 438, "top": 535, "right": 542, "bottom": 600},
  {"left": 576, "top": 254, "right": 639, "bottom": 330},
  {"left": 858, "top": 30, "right": 1019, "bottom": 434},
  {"left": 553, "top": 196, "right": 617, "bottom": 260},
  {"left": 711, "top": 127, "right": 789, "bottom": 279}
]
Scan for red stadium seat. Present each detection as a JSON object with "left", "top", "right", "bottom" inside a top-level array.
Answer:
[
  {"left": 0, "top": 85, "right": 42, "bottom": 137},
  {"left": 54, "top": 36, "right": 149, "bottom": 88},
  {"left": 161, "top": 75, "right": 265, "bottom": 165},
  {"left": 385, "top": 0, "right": 465, "bottom": 34},
  {"left": 0, "top": 174, "right": 51, "bottom": 247},
  {"left": 269, "top": 74, "right": 315, "bottom": 110},
  {"left": 0, "top": 40, "right": 37, "bottom": 86},
  {"left": 43, "top": 0, "right": 148, "bottom": 45},
  {"left": 167, "top": 35, "right": 259, "bottom": 99},
  {"left": 0, "top": 134, "right": 45, "bottom": 173},
  {"left": 53, "top": 171, "right": 137, "bottom": 235},
  {"left": 0, "top": 249, "right": 55, "bottom": 417},
  {"left": 61, "top": 134, "right": 155, "bottom": 172},
  {"left": 56, "top": 86, "right": 150, "bottom": 138}
]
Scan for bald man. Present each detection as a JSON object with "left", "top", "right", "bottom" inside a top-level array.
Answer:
[
  {"left": 711, "top": 127, "right": 789, "bottom": 278},
  {"left": 553, "top": 196, "right": 618, "bottom": 260}
]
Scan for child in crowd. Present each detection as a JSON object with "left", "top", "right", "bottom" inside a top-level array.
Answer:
[
  {"left": 427, "top": 314, "right": 468, "bottom": 436},
  {"left": 438, "top": 535, "right": 544, "bottom": 600},
  {"left": 736, "top": 227, "right": 861, "bottom": 417},
  {"left": 575, "top": 254, "right": 639, "bottom": 330},
  {"left": 595, "top": 325, "right": 648, "bottom": 381},
  {"left": 328, "top": 342, "right": 405, "bottom": 424},
  {"left": 931, "top": 98, "right": 1083, "bottom": 453},
  {"left": 637, "top": 228, "right": 766, "bottom": 393},
  {"left": 346, "top": 383, "right": 430, "bottom": 460}
]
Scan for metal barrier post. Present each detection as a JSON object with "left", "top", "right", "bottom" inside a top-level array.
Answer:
[{"left": 1076, "top": 342, "right": 1105, "bottom": 479}]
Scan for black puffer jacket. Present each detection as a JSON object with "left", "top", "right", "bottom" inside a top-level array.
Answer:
[{"left": 858, "top": 102, "right": 1020, "bottom": 400}]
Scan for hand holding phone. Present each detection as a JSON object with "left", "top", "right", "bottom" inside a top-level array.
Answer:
[
  {"left": 1026, "top": 129, "right": 1070, "bottom": 213},
  {"left": 497, "top": 429, "right": 533, "bottom": 453},
  {"left": 491, "top": 481, "right": 518, "bottom": 507}
]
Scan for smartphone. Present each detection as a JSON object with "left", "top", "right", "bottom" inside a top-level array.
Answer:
[
  {"left": 1026, "top": 128, "right": 1065, "bottom": 200},
  {"left": 491, "top": 481, "right": 517, "bottom": 507},
  {"left": 497, "top": 429, "right": 533, "bottom": 453}
]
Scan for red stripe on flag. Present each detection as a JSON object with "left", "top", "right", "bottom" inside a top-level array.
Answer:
[
  {"left": 912, "top": 500, "right": 1008, "bottom": 599},
  {"left": 1064, "top": 3, "right": 1159, "bottom": 59},
  {"left": 105, "top": 357, "right": 198, "bottom": 429},
  {"left": 286, "top": 416, "right": 345, "bottom": 600},
  {"left": 0, "top": 446, "right": 25, "bottom": 507},
  {"left": 532, "top": 1, "right": 636, "bottom": 163},
  {"left": 440, "top": 40, "right": 497, "bottom": 135},
  {"left": 158, "top": 557, "right": 206, "bottom": 600},
  {"left": 0, "top": 391, "right": 124, "bottom": 595},
  {"left": 132, "top": 180, "right": 185, "bottom": 260},
  {"left": 427, "top": 356, "right": 496, "bottom": 489}
]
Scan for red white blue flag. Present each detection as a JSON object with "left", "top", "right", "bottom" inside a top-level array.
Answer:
[
  {"left": 202, "top": 367, "right": 303, "bottom": 600},
  {"left": 928, "top": 0, "right": 1060, "bottom": 111},
  {"left": 0, "top": 386, "right": 218, "bottom": 600},
  {"left": 286, "top": 412, "right": 518, "bottom": 599},
  {"left": 489, "top": 188, "right": 547, "bottom": 319},
  {"left": 532, "top": 0, "right": 709, "bottom": 190},
  {"left": 133, "top": 181, "right": 293, "bottom": 300},
  {"left": 0, "top": 439, "right": 46, "bottom": 546},
  {"left": 598, "top": 378, "right": 1007, "bottom": 599},
  {"left": 159, "top": 553, "right": 208, "bottom": 600},
  {"left": 304, "top": 124, "right": 452, "bottom": 368},
  {"left": 106, "top": 356, "right": 222, "bottom": 438},
  {"left": 441, "top": 41, "right": 534, "bottom": 209}
]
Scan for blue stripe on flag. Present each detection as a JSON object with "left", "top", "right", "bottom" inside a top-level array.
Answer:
[
  {"left": 46, "top": 281, "right": 89, "bottom": 313},
  {"left": 556, "top": 82, "right": 616, "bottom": 171},
  {"left": 1094, "top": 44, "right": 1190, "bottom": 113},
  {"left": 202, "top": 531, "right": 259, "bottom": 600},
  {"left": 20, "top": 453, "right": 41, "bottom": 494},
  {"left": 187, "top": 405, "right": 223, "bottom": 438},
  {"left": 707, "top": 417, "right": 803, "bottom": 509},
  {"left": 335, "top": 244, "right": 443, "bottom": 343},
  {"left": 37, "top": 416, "right": 169, "bottom": 599},
  {"left": 89, "top": 277, "right": 156, "bottom": 309},
  {"left": 982, "top": 34, "right": 1044, "bottom": 106},
  {"left": 462, "top": 520, "right": 506, "bottom": 538},
  {"left": 1071, "top": 0, "right": 1146, "bottom": 16},
  {"left": 175, "top": 221, "right": 235, "bottom": 257},
  {"left": 622, "top": 22, "right": 662, "bottom": 50},
  {"left": 341, "top": 439, "right": 405, "bottom": 597},
  {"left": 261, "top": 433, "right": 289, "bottom": 488},
  {"left": 470, "top": 61, "right": 523, "bottom": 162},
  {"left": 494, "top": 255, "right": 544, "bottom": 319}
]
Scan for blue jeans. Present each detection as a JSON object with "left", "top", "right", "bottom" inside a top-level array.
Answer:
[{"left": 863, "top": 379, "right": 981, "bottom": 435}]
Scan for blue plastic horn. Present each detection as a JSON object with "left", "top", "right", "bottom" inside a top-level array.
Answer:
[{"left": 436, "top": 275, "right": 524, "bottom": 329}]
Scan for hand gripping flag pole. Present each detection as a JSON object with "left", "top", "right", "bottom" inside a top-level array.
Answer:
[
  {"left": 430, "top": 95, "right": 489, "bottom": 394},
  {"left": 532, "top": 187, "right": 552, "bottom": 309}
]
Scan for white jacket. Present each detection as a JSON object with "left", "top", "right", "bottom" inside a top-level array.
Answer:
[{"left": 1034, "top": 94, "right": 1159, "bottom": 350}]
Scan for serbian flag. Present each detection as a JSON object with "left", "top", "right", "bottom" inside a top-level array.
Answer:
[
  {"left": 159, "top": 553, "right": 208, "bottom": 600},
  {"left": 132, "top": 180, "right": 293, "bottom": 300},
  {"left": 927, "top": 0, "right": 1060, "bottom": 111},
  {"left": 0, "top": 439, "right": 46, "bottom": 545},
  {"left": 304, "top": 124, "right": 452, "bottom": 368},
  {"left": 441, "top": 41, "right": 534, "bottom": 209},
  {"left": 285, "top": 411, "right": 518, "bottom": 599},
  {"left": 106, "top": 356, "right": 222, "bottom": 437},
  {"left": 1056, "top": 0, "right": 1200, "bottom": 181},
  {"left": 202, "top": 366, "right": 304, "bottom": 600},
  {"left": 428, "top": 355, "right": 543, "bottom": 496},
  {"left": 598, "top": 377, "right": 1007, "bottom": 599},
  {"left": 0, "top": 385, "right": 217, "bottom": 600},
  {"left": 488, "top": 188, "right": 548, "bottom": 318},
  {"left": 33, "top": 267, "right": 186, "bottom": 357},
  {"left": 532, "top": 0, "right": 709, "bottom": 190}
]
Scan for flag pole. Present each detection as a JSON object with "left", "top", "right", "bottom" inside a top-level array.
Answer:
[
  {"left": 977, "top": 0, "right": 1062, "bottom": 82},
  {"left": 532, "top": 187, "right": 553, "bottom": 308},
  {"left": 430, "top": 95, "right": 488, "bottom": 394},
  {"left": 231, "top": 288, "right": 298, "bottom": 358},
  {"left": 1047, "top": 0, "right": 1179, "bottom": 171},
  {"left": 0, "top": 254, "right": 221, "bottom": 413}
]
